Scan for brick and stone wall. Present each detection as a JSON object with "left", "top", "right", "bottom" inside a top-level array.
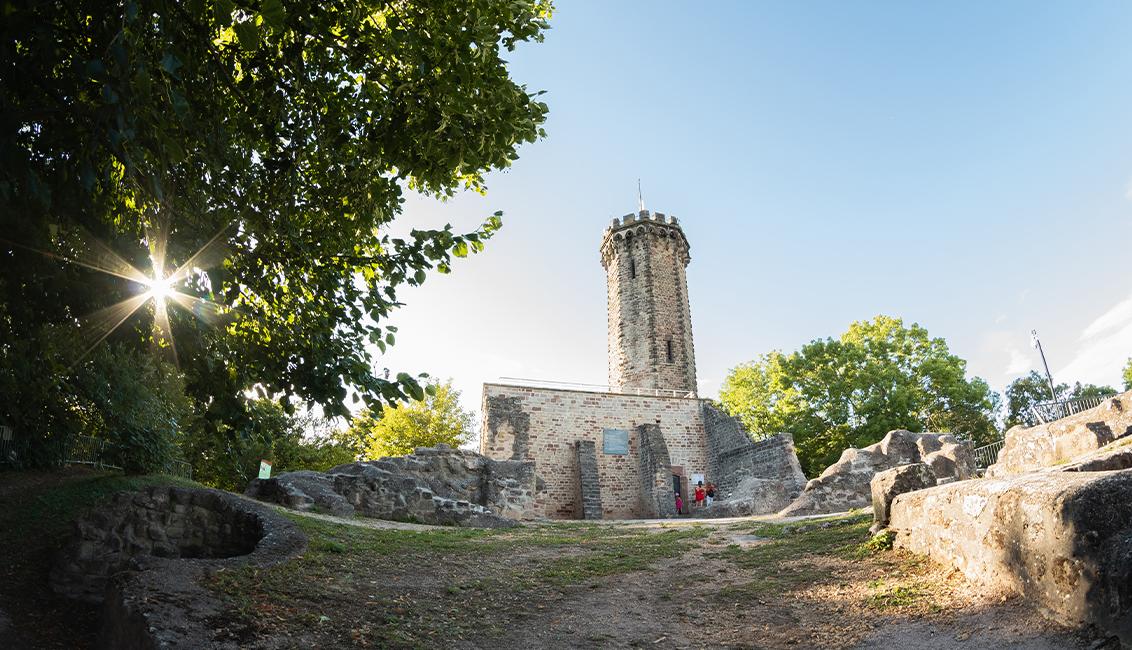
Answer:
[
  {"left": 702, "top": 403, "right": 807, "bottom": 500},
  {"left": 481, "top": 383, "right": 708, "bottom": 519},
  {"left": 600, "top": 211, "right": 697, "bottom": 394}
]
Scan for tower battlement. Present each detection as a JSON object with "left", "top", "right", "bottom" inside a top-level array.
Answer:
[
  {"left": 600, "top": 210, "right": 690, "bottom": 269},
  {"left": 601, "top": 208, "right": 697, "bottom": 395}
]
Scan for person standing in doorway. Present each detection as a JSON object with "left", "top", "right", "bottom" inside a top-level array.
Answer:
[{"left": 674, "top": 491, "right": 683, "bottom": 515}]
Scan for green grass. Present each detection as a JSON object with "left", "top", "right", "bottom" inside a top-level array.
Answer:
[
  {"left": 855, "top": 529, "right": 896, "bottom": 557},
  {"left": 204, "top": 515, "right": 715, "bottom": 648},
  {"left": 534, "top": 527, "right": 711, "bottom": 586},
  {"left": 867, "top": 579, "right": 925, "bottom": 608},
  {"left": 714, "top": 513, "right": 873, "bottom": 568}
]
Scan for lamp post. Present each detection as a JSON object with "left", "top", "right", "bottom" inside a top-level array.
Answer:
[{"left": 1030, "top": 329, "right": 1058, "bottom": 403}]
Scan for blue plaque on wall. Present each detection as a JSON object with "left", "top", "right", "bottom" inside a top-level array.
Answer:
[{"left": 603, "top": 428, "right": 629, "bottom": 455}]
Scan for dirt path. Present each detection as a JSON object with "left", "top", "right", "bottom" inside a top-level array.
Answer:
[{"left": 446, "top": 521, "right": 1103, "bottom": 650}]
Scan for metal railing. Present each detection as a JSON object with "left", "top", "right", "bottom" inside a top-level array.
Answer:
[
  {"left": 0, "top": 428, "right": 192, "bottom": 478},
  {"left": 1028, "top": 395, "right": 1111, "bottom": 426},
  {"left": 163, "top": 459, "right": 194, "bottom": 480},
  {"left": 496, "top": 376, "right": 697, "bottom": 399},
  {"left": 0, "top": 425, "right": 15, "bottom": 466},
  {"left": 974, "top": 439, "right": 1006, "bottom": 469},
  {"left": 65, "top": 435, "right": 121, "bottom": 470}
]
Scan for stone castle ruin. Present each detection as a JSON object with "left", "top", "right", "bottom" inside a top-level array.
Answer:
[{"left": 481, "top": 210, "right": 807, "bottom": 519}]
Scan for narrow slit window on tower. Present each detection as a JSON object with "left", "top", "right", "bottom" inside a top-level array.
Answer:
[
  {"left": 666, "top": 339, "right": 674, "bottom": 363},
  {"left": 629, "top": 258, "right": 636, "bottom": 279}
]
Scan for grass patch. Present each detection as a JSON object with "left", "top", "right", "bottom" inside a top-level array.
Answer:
[
  {"left": 867, "top": 579, "right": 925, "bottom": 608},
  {"left": 205, "top": 516, "right": 714, "bottom": 648},
  {"left": 535, "top": 527, "right": 711, "bottom": 586},
  {"left": 715, "top": 565, "right": 829, "bottom": 602},
  {"left": 855, "top": 529, "right": 895, "bottom": 557},
  {"left": 714, "top": 513, "right": 872, "bottom": 568}
]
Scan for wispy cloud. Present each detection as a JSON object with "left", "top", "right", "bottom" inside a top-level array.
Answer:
[
  {"left": 1004, "top": 348, "right": 1030, "bottom": 376},
  {"left": 1081, "top": 296, "right": 1132, "bottom": 339},
  {"left": 1058, "top": 293, "right": 1132, "bottom": 387}
]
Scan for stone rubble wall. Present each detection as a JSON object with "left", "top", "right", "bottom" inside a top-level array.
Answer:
[
  {"left": 51, "top": 486, "right": 306, "bottom": 649},
  {"left": 779, "top": 430, "right": 975, "bottom": 516},
  {"left": 480, "top": 384, "right": 708, "bottom": 519},
  {"left": 52, "top": 487, "right": 263, "bottom": 602},
  {"left": 987, "top": 391, "right": 1132, "bottom": 478},
  {"left": 889, "top": 470, "right": 1132, "bottom": 643},
  {"left": 246, "top": 444, "right": 536, "bottom": 527},
  {"left": 575, "top": 440, "right": 604, "bottom": 520}
]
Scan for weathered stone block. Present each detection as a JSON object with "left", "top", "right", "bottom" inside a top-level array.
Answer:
[
  {"left": 987, "top": 391, "right": 1132, "bottom": 477},
  {"left": 890, "top": 470, "right": 1132, "bottom": 642},
  {"left": 869, "top": 463, "right": 935, "bottom": 533}
]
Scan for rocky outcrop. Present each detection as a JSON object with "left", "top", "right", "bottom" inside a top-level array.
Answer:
[
  {"left": 246, "top": 444, "right": 537, "bottom": 527},
  {"left": 889, "top": 470, "right": 1132, "bottom": 643},
  {"left": 51, "top": 486, "right": 306, "bottom": 649},
  {"left": 870, "top": 463, "right": 935, "bottom": 533},
  {"left": 779, "top": 430, "right": 975, "bottom": 516},
  {"left": 987, "top": 391, "right": 1132, "bottom": 477}
]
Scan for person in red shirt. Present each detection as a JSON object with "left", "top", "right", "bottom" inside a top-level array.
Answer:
[{"left": 694, "top": 481, "right": 706, "bottom": 509}]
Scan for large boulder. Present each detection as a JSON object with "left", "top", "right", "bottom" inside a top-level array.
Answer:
[
  {"left": 987, "top": 391, "right": 1132, "bottom": 477},
  {"left": 870, "top": 463, "right": 935, "bottom": 533},
  {"left": 889, "top": 469, "right": 1132, "bottom": 643},
  {"left": 246, "top": 444, "right": 538, "bottom": 527},
  {"left": 779, "top": 430, "right": 975, "bottom": 517}
]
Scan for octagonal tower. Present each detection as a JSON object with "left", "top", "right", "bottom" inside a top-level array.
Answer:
[{"left": 600, "top": 210, "right": 697, "bottom": 395}]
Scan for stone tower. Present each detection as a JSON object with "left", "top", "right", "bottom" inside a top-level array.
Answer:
[{"left": 600, "top": 209, "right": 697, "bottom": 394}]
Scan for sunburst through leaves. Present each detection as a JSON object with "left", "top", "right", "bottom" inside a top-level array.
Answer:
[{"left": 7, "top": 220, "right": 232, "bottom": 365}]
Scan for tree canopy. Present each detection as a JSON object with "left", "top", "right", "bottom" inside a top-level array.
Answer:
[
  {"left": 719, "top": 316, "right": 998, "bottom": 477},
  {"left": 344, "top": 380, "right": 474, "bottom": 459},
  {"left": 1124, "top": 358, "right": 1132, "bottom": 391},
  {"left": 1, "top": 1, "right": 551, "bottom": 478}
]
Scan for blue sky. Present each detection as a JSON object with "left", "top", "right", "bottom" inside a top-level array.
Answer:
[{"left": 377, "top": 1, "right": 1132, "bottom": 419}]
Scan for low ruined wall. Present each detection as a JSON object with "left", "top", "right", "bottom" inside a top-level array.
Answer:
[
  {"left": 246, "top": 444, "right": 534, "bottom": 527},
  {"left": 703, "top": 404, "right": 806, "bottom": 501},
  {"left": 480, "top": 384, "right": 708, "bottom": 519},
  {"left": 988, "top": 391, "right": 1132, "bottom": 477},
  {"left": 52, "top": 486, "right": 306, "bottom": 649},
  {"left": 889, "top": 470, "right": 1132, "bottom": 643}
]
